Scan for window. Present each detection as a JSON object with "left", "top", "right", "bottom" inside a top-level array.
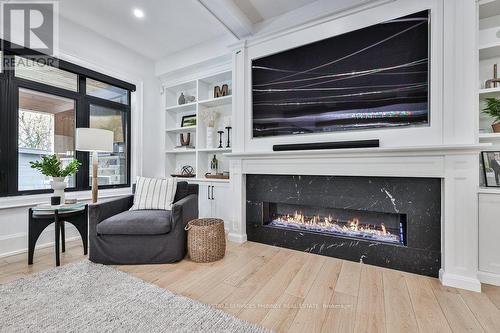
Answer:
[
  {"left": 0, "top": 44, "right": 135, "bottom": 197},
  {"left": 18, "top": 89, "right": 76, "bottom": 191},
  {"left": 90, "top": 104, "right": 128, "bottom": 186},
  {"left": 87, "top": 78, "right": 128, "bottom": 104},
  {"left": 14, "top": 56, "right": 78, "bottom": 92}
]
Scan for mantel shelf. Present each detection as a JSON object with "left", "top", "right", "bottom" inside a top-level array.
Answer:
[
  {"left": 479, "top": 133, "right": 500, "bottom": 141},
  {"left": 224, "top": 144, "right": 491, "bottom": 159}
]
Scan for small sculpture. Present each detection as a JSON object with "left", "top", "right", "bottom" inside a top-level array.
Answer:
[
  {"left": 178, "top": 92, "right": 186, "bottom": 105},
  {"left": 180, "top": 133, "right": 191, "bottom": 146},
  {"left": 210, "top": 155, "right": 218, "bottom": 174},
  {"left": 486, "top": 64, "right": 500, "bottom": 88}
]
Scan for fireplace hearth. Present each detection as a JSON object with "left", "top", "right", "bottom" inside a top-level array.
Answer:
[{"left": 246, "top": 174, "right": 441, "bottom": 277}]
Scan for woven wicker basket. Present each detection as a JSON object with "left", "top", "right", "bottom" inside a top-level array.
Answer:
[{"left": 185, "top": 218, "right": 226, "bottom": 263}]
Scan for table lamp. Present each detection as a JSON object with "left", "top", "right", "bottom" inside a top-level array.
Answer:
[{"left": 75, "top": 128, "right": 113, "bottom": 203}]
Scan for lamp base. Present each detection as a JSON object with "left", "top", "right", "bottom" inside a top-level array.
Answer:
[{"left": 92, "top": 151, "right": 98, "bottom": 203}]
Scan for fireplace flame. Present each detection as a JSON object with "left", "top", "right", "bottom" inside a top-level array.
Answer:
[{"left": 273, "top": 212, "right": 397, "bottom": 241}]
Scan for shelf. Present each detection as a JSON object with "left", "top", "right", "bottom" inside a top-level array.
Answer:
[
  {"left": 479, "top": 42, "right": 500, "bottom": 60},
  {"left": 165, "top": 101, "right": 197, "bottom": 112},
  {"left": 198, "top": 95, "right": 232, "bottom": 108},
  {"left": 197, "top": 148, "right": 232, "bottom": 153},
  {"left": 188, "top": 177, "right": 230, "bottom": 183},
  {"left": 479, "top": 0, "right": 500, "bottom": 20},
  {"left": 479, "top": 132, "right": 500, "bottom": 141},
  {"left": 479, "top": 87, "right": 500, "bottom": 98},
  {"left": 165, "top": 149, "right": 196, "bottom": 154},
  {"left": 165, "top": 126, "right": 196, "bottom": 133},
  {"left": 478, "top": 187, "right": 500, "bottom": 194}
]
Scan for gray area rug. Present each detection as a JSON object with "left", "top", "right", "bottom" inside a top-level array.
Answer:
[{"left": 0, "top": 260, "right": 271, "bottom": 333}]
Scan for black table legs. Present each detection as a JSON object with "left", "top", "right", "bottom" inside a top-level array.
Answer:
[{"left": 28, "top": 205, "right": 88, "bottom": 266}]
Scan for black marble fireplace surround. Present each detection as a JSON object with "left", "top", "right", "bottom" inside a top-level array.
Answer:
[{"left": 246, "top": 175, "right": 441, "bottom": 277}]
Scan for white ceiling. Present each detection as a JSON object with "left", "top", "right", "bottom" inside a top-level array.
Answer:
[
  {"left": 58, "top": 0, "right": 376, "bottom": 62},
  {"left": 233, "top": 0, "right": 316, "bottom": 24},
  {"left": 58, "top": 0, "right": 229, "bottom": 61}
]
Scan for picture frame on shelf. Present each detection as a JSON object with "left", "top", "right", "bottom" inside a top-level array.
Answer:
[
  {"left": 481, "top": 151, "right": 500, "bottom": 187},
  {"left": 181, "top": 114, "right": 196, "bottom": 127}
]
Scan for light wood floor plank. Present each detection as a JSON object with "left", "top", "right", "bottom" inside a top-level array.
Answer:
[
  {"left": 284, "top": 253, "right": 326, "bottom": 298},
  {"left": 406, "top": 274, "right": 452, "bottom": 333},
  {"left": 353, "top": 265, "right": 386, "bottom": 333},
  {"left": 383, "top": 269, "right": 419, "bottom": 333},
  {"left": 238, "top": 252, "right": 307, "bottom": 324},
  {"left": 288, "top": 257, "right": 343, "bottom": 333},
  {"left": 459, "top": 289, "right": 500, "bottom": 333},
  {"left": 260, "top": 293, "right": 304, "bottom": 333}
]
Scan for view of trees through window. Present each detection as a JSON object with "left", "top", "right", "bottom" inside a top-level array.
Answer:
[{"left": 18, "top": 110, "right": 54, "bottom": 151}]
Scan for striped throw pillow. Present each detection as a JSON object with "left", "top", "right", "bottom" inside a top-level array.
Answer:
[{"left": 130, "top": 177, "right": 178, "bottom": 211}]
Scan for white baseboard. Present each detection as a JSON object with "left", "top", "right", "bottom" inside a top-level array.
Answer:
[
  {"left": 0, "top": 228, "right": 81, "bottom": 259},
  {"left": 478, "top": 271, "right": 500, "bottom": 287},
  {"left": 439, "top": 269, "right": 482, "bottom": 292},
  {"left": 227, "top": 232, "right": 247, "bottom": 244}
]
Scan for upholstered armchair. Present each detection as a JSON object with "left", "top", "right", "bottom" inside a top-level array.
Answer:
[{"left": 88, "top": 182, "right": 198, "bottom": 265}]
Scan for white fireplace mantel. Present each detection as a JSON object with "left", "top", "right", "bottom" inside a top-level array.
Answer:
[{"left": 225, "top": 144, "right": 488, "bottom": 292}]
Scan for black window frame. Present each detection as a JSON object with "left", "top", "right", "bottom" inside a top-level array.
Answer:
[{"left": 0, "top": 40, "right": 136, "bottom": 197}]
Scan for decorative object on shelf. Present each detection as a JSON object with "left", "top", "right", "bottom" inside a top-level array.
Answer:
[
  {"left": 185, "top": 94, "right": 196, "bottom": 103},
  {"left": 200, "top": 109, "right": 219, "bottom": 148},
  {"left": 210, "top": 154, "right": 218, "bottom": 174},
  {"left": 225, "top": 126, "right": 232, "bottom": 148},
  {"left": 179, "top": 133, "right": 191, "bottom": 146},
  {"left": 178, "top": 92, "right": 186, "bottom": 105},
  {"left": 213, "top": 84, "right": 229, "bottom": 98},
  {"left": 171, "top": 165, "right": 195, "bottom": 178},
  {"left": 186, "top": 218, "right": 226, "bottom": 263},
  {"left": 217, "top": 130, "right": 224, "bottom": 148},
  {"left": 181, "top": 114, "right": 196, "bottom": 127},
  {"left": 76, "top": 128, "right": 114, "bottom": 203},
  {"left": 51, "top": 196, "right": 61, "bottom": 206},
  {"left": 482, "top": 151, "right": 500, "bottom": 187},
  {"left": 29, "top": 154, "right": 81, "bottom": 203},
  {"left": 486, "top": 64, "right": 500, "bottom": 88},
  {"left": 482, "top": 98, "right": 500, "bottom": 133},
  {"left": 205, "top": 174, "right": 229, "bottom": 180}
]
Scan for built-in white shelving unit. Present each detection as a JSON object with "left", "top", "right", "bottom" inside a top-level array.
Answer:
[
  {"left": 163, "top": 70, "right": 232, "bottom": 182},
  {"left": 478, "top": 0, "right": 500, "bottom": 190}
]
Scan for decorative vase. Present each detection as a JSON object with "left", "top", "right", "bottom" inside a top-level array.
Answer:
[
  {"left": 493, "top": 123, "right": 500, "bottom": 133},
  {"left": 51, "top": 177, "right": 67, "bottom": 203},
  {"left": 206, "top": 127, "right": 215, "bottom": 149}
]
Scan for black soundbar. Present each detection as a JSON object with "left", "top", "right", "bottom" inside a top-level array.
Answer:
[{"left": 273, "top": 139, "right": 380, "bottom": 151}]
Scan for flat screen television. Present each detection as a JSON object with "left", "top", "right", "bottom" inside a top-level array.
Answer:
[{"left": 252, "top": 10, "right": 430, "bottom": 138}]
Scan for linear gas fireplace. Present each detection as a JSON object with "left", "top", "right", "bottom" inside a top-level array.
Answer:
[
  {"left": 246, "top": 175, "right": 441, "bottom": 277},
  {"left": 264, "top": 203, "right": 407, "bottom": 246}
]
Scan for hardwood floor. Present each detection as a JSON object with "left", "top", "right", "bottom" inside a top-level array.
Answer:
[{"left": 2, "top": 240, "right": 500, "bottom": 333}]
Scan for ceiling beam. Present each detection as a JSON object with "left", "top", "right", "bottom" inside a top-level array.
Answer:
[{"left": 197, "top": 0, "right": 254, "bottom": 40}]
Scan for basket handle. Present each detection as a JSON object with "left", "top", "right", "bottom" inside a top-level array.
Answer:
[{"left": 184, "top": 221, "right": 193, "bottom": 231}]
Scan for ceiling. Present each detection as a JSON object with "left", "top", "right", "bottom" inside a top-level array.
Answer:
[
  {"left": 233, "top": 0, "right": 316, "bottom": 24},
  {"left": 58, "top": 0, "right": 376, "bottom": 62},
  {"left": 58, "top": 0, "right": 229, "bottom": 61}
]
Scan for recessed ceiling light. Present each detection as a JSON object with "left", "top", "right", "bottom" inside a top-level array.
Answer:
[{"left": 133, "top": 8, "right": 144, "bottom": 19}]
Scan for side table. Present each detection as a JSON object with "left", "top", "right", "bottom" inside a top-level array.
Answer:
[{"left": 28, "top": 204, "right": 88, "bottom": 266}]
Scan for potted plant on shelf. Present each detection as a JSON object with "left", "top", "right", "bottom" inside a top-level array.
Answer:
[
  {"left": 30, "top": 154, "right": 81, "bottom": 202},
  {"left": 483, "top": 98, "right": 500, "bottom": 133}
]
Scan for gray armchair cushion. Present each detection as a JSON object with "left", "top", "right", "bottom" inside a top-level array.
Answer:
[{"left": 96, "top": 210, "right": 172, "bottom": 235}]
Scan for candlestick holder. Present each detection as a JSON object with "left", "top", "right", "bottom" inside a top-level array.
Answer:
[
  {"left": 217, "top": 131, "right": 224, "bottom": 149},
  {"left": 225, "top": 126, "right": 232, "bottom": 148}
]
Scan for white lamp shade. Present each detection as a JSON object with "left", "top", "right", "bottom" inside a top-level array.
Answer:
[{"left": 75, "top": 128, "right": 114, "bottom": 152}]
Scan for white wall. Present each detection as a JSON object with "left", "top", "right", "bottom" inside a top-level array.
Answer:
[{"left": 0, "top": 18, "right": 161, "bottom": 257}]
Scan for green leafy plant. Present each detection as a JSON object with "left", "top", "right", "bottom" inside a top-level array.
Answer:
[
  {"left": 29, "top": 154, "right": 81, "bottom": 178},
  {"left": 483, "top": 98, "right": 500, "bottom": 124}
]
